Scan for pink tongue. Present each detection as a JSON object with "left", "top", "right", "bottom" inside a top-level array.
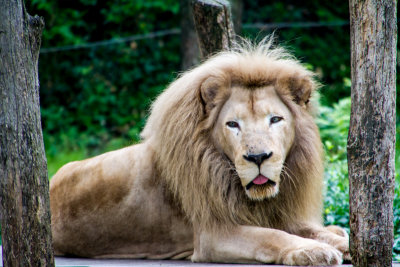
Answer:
[{"left": 253, "top": 175, "right": 269, "bottom": 185}]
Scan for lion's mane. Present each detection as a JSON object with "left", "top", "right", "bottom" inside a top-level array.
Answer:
[{"left": 141, "top": 40, "right": 324, "bottom": 231}]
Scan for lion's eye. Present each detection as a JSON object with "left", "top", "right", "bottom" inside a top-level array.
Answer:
[
  {"left": 226, "top": 121, "right": 240, "bottom": 128},
  {"left": 270, "top": 116, "right": 283, "bottom": 124}
]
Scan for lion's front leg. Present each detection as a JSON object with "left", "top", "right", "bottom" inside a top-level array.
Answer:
[
  {"left": 295, "top": 224, "right": 350, "bottom": 261},
  {"left": 192, "top": 225, "right": 342, "bottom": 265}
]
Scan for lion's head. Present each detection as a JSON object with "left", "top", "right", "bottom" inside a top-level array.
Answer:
[
  {"left": 210, "top": 85, "right": 295, "bottom": 200},
  {"left": 141, "top": 39, "right": 324, "bottom": 230}
]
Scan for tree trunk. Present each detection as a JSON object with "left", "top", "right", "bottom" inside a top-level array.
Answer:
[
  {"left": 347, "top": 0, "right": 397, "bottom": 266},
  {"left": 0, "top": 1, "right": 54, "bottom": 267},
  {"left": 191, "top": 0, "right": 235, "bottom": 59},
  {"left": 230, "top": 0, "right": 243, "bottom": 34},
  {"left": 180, "top": 0, "right": 200, "bottom": 70}
]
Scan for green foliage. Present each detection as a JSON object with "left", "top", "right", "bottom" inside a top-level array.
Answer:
[
  {"left": 318, "top": 96, "right": 351, "bottom": 230},
  {"left": 29, "top": 0, "right": 181, "bottom": 169},
  {"left": 243, "top": 0, "right": 352, "bottom": 105},
  {"left": 30, "top": 0, "right": 359, "bottom": 161}
]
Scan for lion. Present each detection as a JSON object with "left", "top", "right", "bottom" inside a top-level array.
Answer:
[{"left": 50, "top": 39, "right": 350, "bottom": 265}]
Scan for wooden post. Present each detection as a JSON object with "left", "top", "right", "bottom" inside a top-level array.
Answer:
[
  {"left": 347, "top": 0, "right": 397, "bottom": 266},
  {"left": 180, "top": 0, "right": 200, "bottom": 70},
  {"left": 0, "top": 1, "right": 54, "bottom": 266},
  {"left": 230, "top": 0, "right": 243, "bottom": 34},
  {"left": 191, "top": 0, "right": 235, "bottom": 58}
]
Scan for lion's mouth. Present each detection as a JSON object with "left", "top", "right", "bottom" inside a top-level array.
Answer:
[{"left": 245, "top": 174, "right": 276, "bottom": 190}]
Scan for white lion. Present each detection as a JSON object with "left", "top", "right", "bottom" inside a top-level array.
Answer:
[{"left": 50, "top": 39, "right": 349, "bottom": 265}]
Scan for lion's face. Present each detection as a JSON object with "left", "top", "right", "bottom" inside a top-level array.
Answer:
[{"left": 212, "top": 86, "right": 295, "bottom": 200}]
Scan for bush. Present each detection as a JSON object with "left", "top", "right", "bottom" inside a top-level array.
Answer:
[
  {"left": 30, "top": 0, "right": 181, "bottom": 166},
  {"left": 319, "top": 96, "right": 350, "bottom": 230}
]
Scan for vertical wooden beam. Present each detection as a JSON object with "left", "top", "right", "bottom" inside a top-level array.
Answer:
[
  {"left": 0, "top": 1, "right": 54, "bottom": 266},
  {"left": 348, "top": 0, "right": 397, "bottom": 266},
  {"left": 230, "top": 0, "right": 243, "bottom": 34},
  {"left": 180, "top": 0, "right": 200, "bottom": 70},
  {"left": 191, "top": 0, "right": 235, "bottom": 58}
]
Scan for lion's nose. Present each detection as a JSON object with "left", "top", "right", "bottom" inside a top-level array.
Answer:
[{"left": 243, "top": 152, "right": 273, "bottom": 167}]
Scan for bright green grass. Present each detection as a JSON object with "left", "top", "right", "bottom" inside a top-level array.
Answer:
[{"left": 47, "top": 150, "right": 87, "bottom": 178}]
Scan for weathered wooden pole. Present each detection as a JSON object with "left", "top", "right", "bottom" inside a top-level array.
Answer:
[
  {"left": 0, "top": 1, "right": 54, "bottom": 266},
  {"left": 230, "top": 0, "right": 243, "bottom": 34},
  {"left": 191, "top": 0, "right": 235, "bottom": 58},
  {"left": 180, "top": 0, "right": 200, "bottom": 70},
  {"left": 347, "top": 0, "right": 397, "bottom": 266}
]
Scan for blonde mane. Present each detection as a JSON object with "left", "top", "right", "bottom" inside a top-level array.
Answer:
[{"left": 141, "top": 40, "right": 324, "bottom": 231}]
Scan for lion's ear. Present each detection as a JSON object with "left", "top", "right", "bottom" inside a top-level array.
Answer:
[
  {"left": 292, "top": 84, "right": 312, "bottom": 106},
  {"left": 285, "top": 76, "right": 315, "bottom": 107},
  {"left": 200, "top": 76, "right": 224, "bottom": 113}
]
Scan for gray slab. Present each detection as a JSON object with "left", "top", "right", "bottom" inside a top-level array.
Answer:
[
  {"left": 2, "top": 246, "right": 400, "bottom": 266},
  {"left": 55, "top": 257, "right": 220, "bottom": 267},
  {"left": 54, "top": 257, "right": 350, "bottom": 267}
]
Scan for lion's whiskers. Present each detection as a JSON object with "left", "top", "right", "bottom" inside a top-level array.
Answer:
[{"left": 281, "top": 164, "right": 298, "bottom": 191}]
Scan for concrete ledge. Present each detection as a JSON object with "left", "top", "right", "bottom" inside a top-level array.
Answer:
[
  {"left": 2, "top": 247, "right": 400, "bottom": 266},
  {"left": 54, "top": 257, "right": 351, "bottom": 266}
]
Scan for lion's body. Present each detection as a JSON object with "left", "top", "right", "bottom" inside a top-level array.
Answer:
[
  {"left": 50, "top": 40, "right": 349, "bottom": 265},
  {"left": 51, "top": 144, "right": 193, "bottom": 258}
]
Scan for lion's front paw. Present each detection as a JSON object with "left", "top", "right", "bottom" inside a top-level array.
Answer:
[
  {"left": 325, "top": 225, "right": 348, "bottom": 238},
  {"left": 332, "top": 237, "right": 350, "bottom": 262},
  {"left": 281, "top": 242, "right": 342, "bottom": 266},
  {"left": 324, "top": 226, "right": 350, "bottom": 262}
]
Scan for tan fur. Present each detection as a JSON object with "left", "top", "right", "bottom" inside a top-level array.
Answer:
[{"left": 50, "top": 39, "right": 349, "bottom": 265}]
